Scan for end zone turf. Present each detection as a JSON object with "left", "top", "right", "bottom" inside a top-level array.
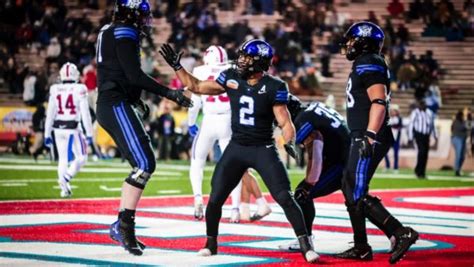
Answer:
[{"left": 0, "top": 188, "right": 473, "bottom": 266}]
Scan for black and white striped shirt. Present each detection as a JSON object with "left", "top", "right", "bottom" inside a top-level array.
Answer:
[{"left": 408, "top": 108, "right": 437, "bottom": 139}]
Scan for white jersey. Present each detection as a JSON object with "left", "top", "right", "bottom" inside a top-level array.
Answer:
[
  {"left": 188, "top": 64, "right": 231, "bottom": 126},
  {"left": 45, "top": 82, "right": 93, "bottom": 138}
]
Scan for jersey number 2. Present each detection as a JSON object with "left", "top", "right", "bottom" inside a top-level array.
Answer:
[
  {"left": 57, "top": 94, "right": 76, "bottom": 115},
  {"left": 239, "top": 95, "right": 254, "bottom": 126}
]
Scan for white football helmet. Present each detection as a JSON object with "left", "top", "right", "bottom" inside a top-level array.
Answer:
[
  {"left": 59, "top": 62, "right": 80, "bottom": 82},
  {"left": 203, "top": 45, "right": 228, "bottom": 65}
]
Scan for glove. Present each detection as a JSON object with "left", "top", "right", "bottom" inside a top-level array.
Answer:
[
  {"left": 284, "top": 141, "right": 300, "bottom": 163},
  {"left": 166, "top": 89, "right": 193, "bottom": 108},
  {"left": 188, "top": 124, "right": 199, "bottom": 137},
  {"left": 358, "top": 135, "right": 374, "bottom": 158},
  {"left": 294, "top": 180, "right": 313, "bottom": 205},
  {"left": 44, "top": 137, "right": 53, "bottom": 147},
  {"left": 134, "top": 99, "right": 150, "bottom": 120},
  {"left": 86, "top": 136, "right": 93, "bottom": 146},
  {"left": 159, "top": 43, "right": 183, "bottom": 71}
]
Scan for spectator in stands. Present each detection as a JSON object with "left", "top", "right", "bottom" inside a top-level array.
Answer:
[
  {"left": 424, "top": 79, "right": 442, "bottom": 118},
  {"left": 23, "top": 68, "right": 37, "bottom": 106},
  {"left": 368, "top": 10, "right": 379, "bottom": 25},
  {"left": 46, "top": 37, "right": 61, "bottom": 63},
  {"left": 467, "top": 111, "right": 474, "bottom": 156},
  {"left": 387, "top": 0, "right": 405, "bottom": 19},
  {"left": 396, "top": 23, "right": 410, "bottom": 45},
  {"left": 408, "top": 99, "right": 438, "bottom": 179},
  {"left": 46, "top": 62, "right": 60, "bottom": 88},
  {"left": 82, "top": 60, "right": 98, "bottom": 111},
  {"left": 385, "top": 105, "right": 403, "bottom": 172},
  {"left": 408, "top": 0, "right": 423, "bottom": 20},
  {"left": 451, "top": 110, "right": 468, "bottom": 176}
]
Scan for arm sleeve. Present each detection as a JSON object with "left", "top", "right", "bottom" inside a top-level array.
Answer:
[
  {"left": 187, "top": 94, "right": 202, "bottom": 126},
  {"left": 306, "top": 139, "right": 324, "bottom": 184},
  {"left": 79, "top": 86, "right": 93, "bottom": 137},
  {"left": 115, "top": 37, "right": 169, "bottom": 97},
  {"left": 215, "top": 70, "right": 229, "bottom": 88},
  {"left": 44, "top": 88, "right": 56, "bottom": 138},
  {"left": 272, "top": 82, "right": 290, "bottom": 105}
]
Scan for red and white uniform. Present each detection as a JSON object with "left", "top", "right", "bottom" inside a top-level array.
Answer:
[
  {"left": 45, "top": 78, "right": 93, "bottom": 186},
  {"left": 188, "top": 46, "right": 241, "bottom": 211}
]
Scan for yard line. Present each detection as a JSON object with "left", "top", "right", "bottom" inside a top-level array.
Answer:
[
  {"left": 0, "top": 165, "right": 182, "bottom": 176},
  {"left": 0, "top": 176, "right": 187, "bottom": 183}
]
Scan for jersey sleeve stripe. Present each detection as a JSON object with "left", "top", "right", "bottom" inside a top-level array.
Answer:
[
  {"left": 114, "top": 28, "right": 138, "bottom": 41},
  {"left": 115, "top": 34, "right": 138, "bottom": 41},
  {"left": 355, "top": 64, "right": 385, "bottom": 75},
  {"left": 296, "top": 122, "right": 313, "bottom": 144}
]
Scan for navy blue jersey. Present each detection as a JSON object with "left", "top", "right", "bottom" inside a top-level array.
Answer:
[
  {"left": 216, "top": 68, "right": 289, "bottom": 145},
  {"left": 96, "top": 23, "right": 168, "bottom": 104},
  {"left": 345, "top": 53, "right": 392, "bottom": 141},
  {"left": 294, "top": 102, "right": 351, "bottom": 163}
]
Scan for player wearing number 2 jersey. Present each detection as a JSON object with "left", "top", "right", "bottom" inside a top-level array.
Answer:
[
  {"left": 160, "top": 39, "right": 318, "bottom": 263},
  {"left": 44, "top": 62, "right": 93, "bottom": 198}
]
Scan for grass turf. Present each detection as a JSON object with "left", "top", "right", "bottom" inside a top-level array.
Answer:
[{"left": 0, "top": 157, "right": 472, "bottom": 200}]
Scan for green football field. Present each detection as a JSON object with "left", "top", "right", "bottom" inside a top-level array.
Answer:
[{"left": 0, "top": 155, "right": 472, "bottom": 201}]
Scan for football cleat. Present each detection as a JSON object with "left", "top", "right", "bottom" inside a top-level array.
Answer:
[
  {"left": 194, "top": 202, "right": 204, "bottom": 220},
  {"left": 58, "top": 176, "right": 72, "bottom": 198},
  {"left": 334, "top": 244, "right": 373, "bottom": 261},
  {"left": 197, "top": 236, "right": 218, "bottom": 256},
  {"left": 229, "top": 208, "right": 240, "bottom": 223},
  {"left": 278, "top": 235, "right": 314, "bottom": 252},
  {"left": 109, "top": 220, "right": 143, "bottom": 256},
  {"left": 298, "top": 235, "right": 319, "bottom": 263},
  {"left": 389, "top": 227, "right": 419, "bottom": 264},
  {"left": 250, "top": 205, "right": 272, "bottom": 221}
]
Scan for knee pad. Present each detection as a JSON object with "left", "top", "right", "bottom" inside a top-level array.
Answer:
[
  {"left": 274, "top": 190, "right": 296, "bottom": 208},
  {"left": 362, "top": 194, "right": 391, "bottom": 224},
  {"left": 125, "top": 167, "right": 151, "bottom": 189}
]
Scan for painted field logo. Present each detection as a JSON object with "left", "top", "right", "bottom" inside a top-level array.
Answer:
[{"left": 0, "top": 188, "right": 473, "bottom": 266}]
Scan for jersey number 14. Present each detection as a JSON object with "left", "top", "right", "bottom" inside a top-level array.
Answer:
[{"left": 56, "top": 94, "right": 76, "bottom": 115}]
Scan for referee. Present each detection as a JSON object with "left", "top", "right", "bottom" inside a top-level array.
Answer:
[{"left": 408, "top": 99, "right": 438, "bottom": 179}]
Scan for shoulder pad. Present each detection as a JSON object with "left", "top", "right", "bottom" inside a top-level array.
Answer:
[
  {"left": 114, "top": 26, "right": 139, "bottom": 41},
  {"left": 354, "top": 54, "right": 386, "bottom": 75}
]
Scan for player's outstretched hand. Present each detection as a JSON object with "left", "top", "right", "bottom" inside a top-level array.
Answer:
[
  {"left": 159, "top": 43, "right": 183, "bottom": 71},
  {"left": 284, "top": 141, "right": 300, "bottom": 163},
  {"left": 166, "top": 89, "right": 193, "bottom": 108}
]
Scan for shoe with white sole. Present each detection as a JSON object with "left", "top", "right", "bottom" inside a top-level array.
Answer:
[
  {"left": 298, "top": 235, "right": 319, "bottom": 263},
  {"left": 250, "top": 205, "right": 272, "bottom": 221},
  {"left": 58, "top": 176, "right": 72, "bottom": 198},
  {"left": 197, "top": 236, "right": 217, "bottom": 256},
  {"left": 278, "top": 235, "right": 314, "bottom": 252},
  {"left": 229, "top": 208, "right": 240, "bottom": 223}
]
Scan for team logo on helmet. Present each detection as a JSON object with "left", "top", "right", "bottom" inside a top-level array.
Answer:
[
  {"left": 357, "top": 25, "right": 373, "bottom": 37},
  {"left": 125, "top": 0, "right": 142, "bottom": 8},
  {"left": 257, "top": 44, "right": 270, "bottom": 57}
]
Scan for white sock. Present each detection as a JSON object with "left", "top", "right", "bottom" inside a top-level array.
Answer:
[
  {"left": 194, "top": 194, "right": 203, "bottom": 204},
  {"left": 256, "top": 197, "right": 267, "bottom": 207}
]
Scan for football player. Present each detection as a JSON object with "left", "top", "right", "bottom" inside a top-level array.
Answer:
[
  {"left": 336, "top": 21, "right": 418, "bottom": 264},
  {"left": 95, "top": 0, "right": 192, "bottom": 256},
  {"left": 160, "top": 39, "right": 318, "bottom": 263},
  {"left": 278, "top": 96, "right": 412, "bottom": 257},
  {"left": 44, "top": 62, "right": 93, "bottom": 198},
  {"left": 188, "top": 45, "right": 270, "bottom": 222}
]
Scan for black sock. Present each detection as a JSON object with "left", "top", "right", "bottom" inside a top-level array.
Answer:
[
  {"left": 205, "top": 202, "right": 222, "bottom": 237},
  {"left": 120, "top": 209, "right": 136, "bottom": 223},
  {"left": 348, "top": 208, "right": 368, "bottom": 246}
]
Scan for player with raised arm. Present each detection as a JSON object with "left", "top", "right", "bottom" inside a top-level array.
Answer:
[
  {"left": 44, "top": 62, "right": 93, "bottom": 198},
  {"left": 95, "top": 0, "right": 192, "bottom": 256},
  {"left": 188, "top": 45, "right": 271, "bottom": 222},
  {"left": 335, "top": 21, "right": 418, "bottom": 264},
  {"left": 160, "top": 39, "right": 318, "bottom": 263}
]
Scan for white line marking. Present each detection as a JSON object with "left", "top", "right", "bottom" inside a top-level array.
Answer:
[
  {"left": 157, "top": 190, "right": 182, "bottom": 194},
  {"left": 1, "top": 183, "right": 27, "bottom": 187},
  {"left": 99, "top": 185, "right": 121, "bottom": 192}
]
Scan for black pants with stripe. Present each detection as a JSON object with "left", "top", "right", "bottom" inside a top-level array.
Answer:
[
  {"left": 205, "top": 141, "right": 307, "bottom": 237},
  {"left": 341, "top": 137, "right": 393, "bottom": 245},
  {"left": 414, "top": 132, "right": 430, "bottom": 177},
  {"left": 97, "top": 101, "right": 156, "bottom": 176}
]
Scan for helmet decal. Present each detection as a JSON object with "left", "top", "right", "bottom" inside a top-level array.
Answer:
[{"left": 357, "top": 25, "right": 373, "bottom": 37}]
